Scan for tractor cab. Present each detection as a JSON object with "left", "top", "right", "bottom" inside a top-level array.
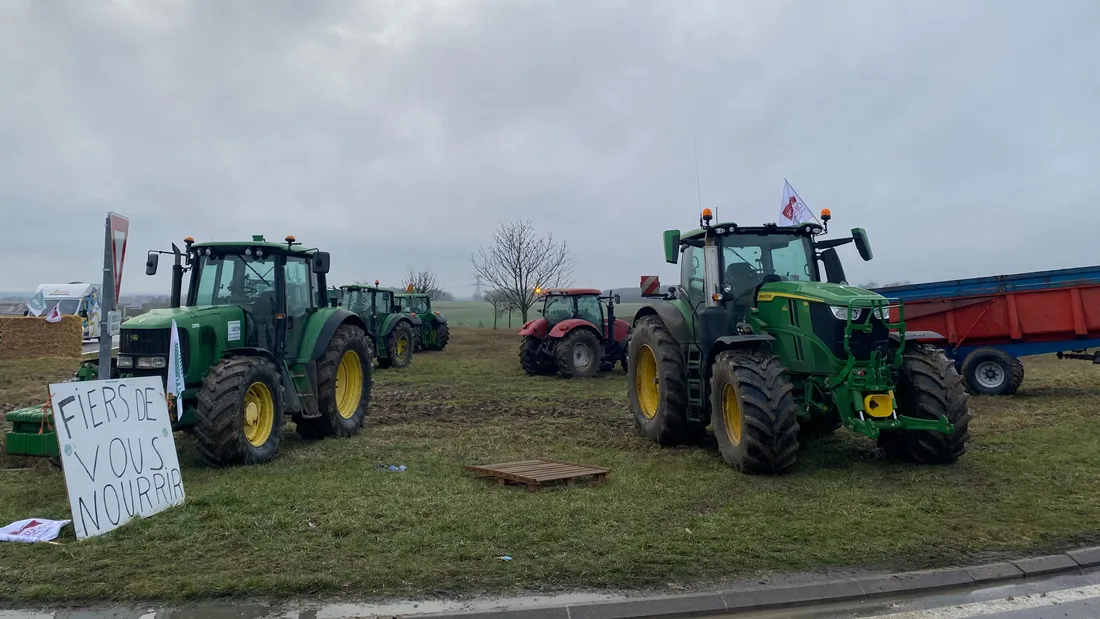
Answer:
[
  {"left": 537, "top": 288, "right": 607, "bottom": 327},
  {"left": 396, "top": 291, "right": 451, "bottom": 351}
]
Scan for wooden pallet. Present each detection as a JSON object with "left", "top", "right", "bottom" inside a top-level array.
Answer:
[{"left": 464, "top": 459, "right": 610, "bottom": 492}]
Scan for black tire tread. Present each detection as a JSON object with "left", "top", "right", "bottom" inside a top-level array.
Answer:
[
  {"left": 556, "top": 328, "right": 602, "bottom": 378},
  {"left": 296, "top": 324, "right": 372, "bottom": 440},
  {"left": 879, "top": 344, "right": 971, "bottom": 464},
  {"left": 960, "top": 347, "right": 1023, "bottom": 396},
  {"left": 628, "top": 315, "right": 694, "bottom": 445},
  {"left": 520, "top": 335, "right": 554, "bottom": 375},
  {"left": 710, "top": 350, "right": 800, "bottom": 474},
  {"left": 436, "top": 323, "right": 450, "bottom": 350},
  {"left": 195, "top": 356, "right": 285, "bottom": 467}
]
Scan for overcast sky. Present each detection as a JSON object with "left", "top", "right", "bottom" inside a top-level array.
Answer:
[{"left": 1, "top": 0, "right": 1097, "bottom": 297}]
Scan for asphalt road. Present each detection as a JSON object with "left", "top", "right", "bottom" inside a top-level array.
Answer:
[
  {"left": 81, "top": 335, "right": 118, "bottom": 356},
  {"left": 733, "top": 567, "right": 1100, "bottom": 618}
]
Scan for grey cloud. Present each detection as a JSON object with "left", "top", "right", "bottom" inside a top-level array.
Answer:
[{"left": 1, "top": 0, "right": 1097, "bottom": 297}]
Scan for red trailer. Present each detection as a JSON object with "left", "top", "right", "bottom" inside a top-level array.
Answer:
[{"left": 875, "top": 266, "right": 1100, "bottom": 395}]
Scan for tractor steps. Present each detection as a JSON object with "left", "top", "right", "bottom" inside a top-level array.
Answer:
[{"left": 464, "top": 459, "right": 610, "bottom": 492}]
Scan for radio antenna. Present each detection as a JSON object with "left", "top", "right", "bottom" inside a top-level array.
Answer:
[{"left": 694, "top": 129, "right": 714, "bottom": 223}]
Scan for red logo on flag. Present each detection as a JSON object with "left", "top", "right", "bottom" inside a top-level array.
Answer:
[
  {"left": 783, "top": 197, "right": 797, "bottom": 220},
  {"left": 15, "top": 520, "right": 42, "bottom": 535}
]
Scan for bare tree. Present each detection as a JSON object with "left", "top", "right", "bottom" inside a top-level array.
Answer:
[
  {"left": 470, "top": 219, "right": 574, "bottom": 322},
  {"left": 402, "top": 267, "right": 448, "bottom": 300},
  {"left": 484, "top": 289, "right": 515, "bottom": 329}
]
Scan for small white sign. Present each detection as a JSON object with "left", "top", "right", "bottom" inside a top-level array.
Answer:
[
  {"left": 49, "top": 376, "right": 185, "bottom": 540},
  {"left": 107, "top": 311, "right": 122, "bottom": 336},
  {"left": 228, "top": 320, "right": 241, "bottom": 342}
]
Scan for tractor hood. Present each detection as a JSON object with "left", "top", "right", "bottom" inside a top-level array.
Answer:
[
  {"left": 121, "top": 305, "right": 246, "bottom": 330},
  {"left": 756, "top": 280, "right": 887, "bottom": 306}
]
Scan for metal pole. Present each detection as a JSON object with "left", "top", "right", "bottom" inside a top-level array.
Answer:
[{"left": 98, "top": 215, "right": 114, "bottom": 379}]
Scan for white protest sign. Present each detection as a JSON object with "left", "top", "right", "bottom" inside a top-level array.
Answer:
[
  {"left": 49, "top": 376, "right": 185, "bottom": 540},
  {"left": 107, "top": 310, "right": 122, "bottom": 336}
]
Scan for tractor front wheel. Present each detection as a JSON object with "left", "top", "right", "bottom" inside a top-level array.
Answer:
[
  {"left": 627, "top": 315, "right": 700, "bottom": 445},
  {"left": 878, "top": 344, "right": 971, "bottom": 464},
  {"left": 296, "top": 324, "right": 372, "bottom": 439},
  {"left": 195, "top": 356, "right": 285, "bottom": 467},
  {"left": 960, "top": 347, "right": 1024, "bottom": 396},
  {"left": 379, "top": 322, "right": 415, "bottom": 369},
  {"left": 556, "top": 329, "right": 601, "bottom": 378},
  {"left": 710, "top": 350, "right": 799, "bottom": 475}
]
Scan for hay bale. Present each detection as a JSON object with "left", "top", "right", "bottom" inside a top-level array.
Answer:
[{"left": 0, "top": 316, "right": 83, "bottom": 359}]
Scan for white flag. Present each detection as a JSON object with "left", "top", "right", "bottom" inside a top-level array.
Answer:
[
  {"left": 44, "top": 302, "right": 62, "bottom": 323},
  {"left": 26, "top": 291, "right": 46, "bottom": 317},
  {"left": 168, "top": 319, "right": 186, "bottom": 420},
  {"left": 780, "top": 179, "right": 816, "bottom": 226},
  {"left": 0, "top": 518, "right": 70, "bottom": 543}
]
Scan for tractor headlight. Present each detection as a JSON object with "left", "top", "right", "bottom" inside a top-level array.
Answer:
[
  {"left": 117, "top": 355, "right": 133, "bottom": 368},
  {"left": 829, "top": 306, "right": 862, "bottom": 321},
  {"left": 137, "top": 356, "right": 167, "bottom": 369},
  {"left": 873, "top": 306, "right": 892, "bottom": 321}
]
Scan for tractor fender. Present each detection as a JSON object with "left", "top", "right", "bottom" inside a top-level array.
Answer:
[
  {"left": 632, "top": 302, "right": 691, "bottom": 345},
  {"left": 549, "top": 318, "right": 601, "bottom": 339},
  {"left": 431, "top": 312, "right": 448, "bottom": 325},
  {"left": 889, "top": 330, "right": 946, "bottom": 342},
  {"left": 308, "top": 309, "right": 370, "bottom": 361},
  {"left": 607, "top": 318, "right": 631, "bottom": 344},
  {"left": 705, "top": 334, "right": 777, "bottom": 370},
  {"left": 385, "top": 316, "right": 416, "bottom": 338},
  {"left": 405, "top": 314, "right": 423, "bottom": 327},
  {"left": 222, "top": 346, "right": 303, "bottom": 414},
  {"left": 518, "top": 317, "right": 549, "bottom": 338}
]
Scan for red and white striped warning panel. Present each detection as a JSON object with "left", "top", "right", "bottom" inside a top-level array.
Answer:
[{"left": 640, "top": 275, "right": 661, "bottom": 296}]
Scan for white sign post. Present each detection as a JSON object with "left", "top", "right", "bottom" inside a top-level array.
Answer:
[{"left": 49, "top": 376, "right": 185, "bottom": 540}]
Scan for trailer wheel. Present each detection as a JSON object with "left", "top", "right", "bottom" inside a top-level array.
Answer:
[{"left": 960, "top": 348, "right": 1023, "bottom": 395}]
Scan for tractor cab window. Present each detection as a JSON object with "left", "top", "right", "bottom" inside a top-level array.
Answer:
[
  {"left": 720, "top": 234, "right": 814, "bottom": 299},
  {"left": 682, "top": 246, "right": 704, "bottom": 307},
  {"left": 345, "top": 289, "right": 369, "bottom": 314},
  {"left": 410, "top": 297, "right": 429, "bottom": 313},
  {"left": 284, "top": 257, "right": 313, "bottom": 315},
  {"left": 575, "top": 295, "right": 604, "bottom": 325},
  {"left": 373, "top": 290, "right": 394, "bottom": 313},
  {"left": 191, "top": 253, "right": 277, "bottom": 311},
  {"left": 543, "top": 296, "right": 572, "bottom": 325}
]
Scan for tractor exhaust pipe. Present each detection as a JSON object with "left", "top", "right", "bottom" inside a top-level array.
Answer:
[{"left": 170, "top": 242, "right": 184, "bottom": 308}]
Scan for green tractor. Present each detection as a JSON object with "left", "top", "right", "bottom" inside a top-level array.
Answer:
[
  {"left": 396, "top": 291, "right": 450, "bottom": 352},
  {"left": 3, "top": 235, "right": 374, "bottom": 468},
  {"left": 628, "top": 209, "right": 970, "bottom": 475},
  {"left": 334, "top": 282, "right": 419, "bottom": 369}
]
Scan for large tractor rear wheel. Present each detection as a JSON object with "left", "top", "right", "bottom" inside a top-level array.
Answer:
[
  {"left": 556, "top": 328, "right": 601, "bottom": 378},
  {"left": 378, "top": 322, "right": 415, "bottom": 369},
  {"left": 878, "top": 344, "right": 971, "bottom": 464},
  {"left": 195, "top": 356, "right": 285, "bottom": 467},
  {"left": 960, "top": 347, "right": 1024, "bottom": 396},
  {"left": 710, "top": 350, "right": 799, "bottom": 475},
  {"left": 628, "top": 315, "right": 702, "bottom": 445},
  {"left": 436, "top": 323, "right": 450, "bottom": 350},
  {"left": 296, "top": 324, "right": 372, "bottom": 439},
  {"left": 520, "top": 336, "right": 554, "bottom": 375}
]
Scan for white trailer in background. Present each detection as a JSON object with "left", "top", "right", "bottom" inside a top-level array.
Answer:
[{"left": 29, "top": 283, "right": 102, "bottom": 341}]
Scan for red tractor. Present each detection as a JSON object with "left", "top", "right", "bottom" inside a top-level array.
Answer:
[{"left": 518, "top": 288, "right": 632, "bottom": 378}]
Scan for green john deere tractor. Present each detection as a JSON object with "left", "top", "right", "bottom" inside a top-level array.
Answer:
[
  {"left": 3, "top": 234, "right": 374, "bottom": 468},
  {"left": 396, "top": 291, "right": 450, "bottom": 352},
  {"left": 628, "top": 209, "right": 971, "bottom": 475},
  {"left": 335, "top": 283, "right": 419, "bottom": 369}
]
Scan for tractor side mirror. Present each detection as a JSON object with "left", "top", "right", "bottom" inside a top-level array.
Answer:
[
  {"left": 820, "top": 248, "right": 847, "bottom": 284},
  {"left": 614, "top": 294, "right": 621, "bottom": 305},
  {"left": 852, "top": 228, "right": 873, "bottom": 261},
  {"left": 312, "top": 251, "right": 331, "bottom": 274},
  {"left": 663, "top": 230, "right": 681, "bottom": 264},
  {"left": 145, "top": 252, "right": 159, "bottom": 276}
]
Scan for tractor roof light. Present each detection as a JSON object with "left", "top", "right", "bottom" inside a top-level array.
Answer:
[
  {"left": 534, "top": 287, "right": 543, "bottom": 295},
  {"left": 375, "top": 280, "right": 380, "bottom": 285},
  {"left": 820, "top": 208, "right": 831, "bottom": 232},
  {"left": 701, "top": 208, "right": 713, "bottom": 227}
]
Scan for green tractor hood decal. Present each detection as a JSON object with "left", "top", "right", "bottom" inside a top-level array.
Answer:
[{"left": 756, "top": 281, "right": 887, "bottom": 306}]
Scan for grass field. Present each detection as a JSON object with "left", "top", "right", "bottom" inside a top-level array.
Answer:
[
  {"left": 434, "top": 301, "right": 647, "bottom": 328},
  {"left": 2, "top": 329, "right": 1100, "bottom": 604}
]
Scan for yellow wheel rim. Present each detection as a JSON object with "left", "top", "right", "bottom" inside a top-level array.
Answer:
[
  {"left": 635, "top": 344, "right": 659, "bottom": 419},
  {"left": 335, "top": 350, "right": 363, "bottom": 419},
  {"left": 396, "top": 334, "right": 408, "bottom": 358},
  {"left": 242, "top": 381, "right": 275, "bottom": 447},
  {"left": 722, "top": 384, "right": 742, "bottom": 446}
]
